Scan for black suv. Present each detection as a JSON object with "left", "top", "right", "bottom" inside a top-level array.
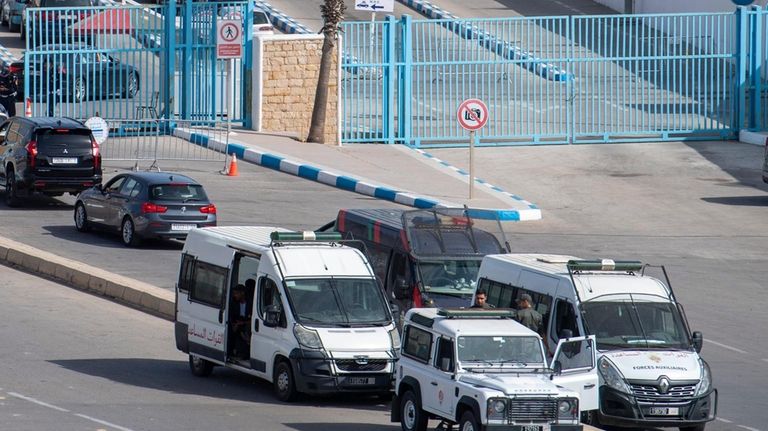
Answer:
[{"left": 0, "top": 117, "right": 102, "bottom": 206}]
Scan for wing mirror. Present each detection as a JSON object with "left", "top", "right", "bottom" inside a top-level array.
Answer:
[
  {"left": 440, "top": 357, "right": 453, "bottom": 373},
  {"left": 393, "top": 279, "right": 410, "bottom": 300},
  {"left": 264, "top": 305, "right": 281, "bottom": 327},
  {"left": 692, "top": 331, "right": 703, "bottom": 353},
  {"left": 559, "top": 329, "right": 574, "bottom": 340}
]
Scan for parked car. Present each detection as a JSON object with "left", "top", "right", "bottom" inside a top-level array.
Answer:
[
  {"left": 0, "top": 116, "right": 102, "bottom": 207},
  {"left": 21, "top": 0, "right": 95, "bottom": 43},
  {"left": 74, "top": 171, "right": 217, "bottom": 246},
  {"left": 2, "top": 0, "right": 26, "bottom": 32},
  {"left": 18, "top": 44, "right": 139, "bottom": 102}
]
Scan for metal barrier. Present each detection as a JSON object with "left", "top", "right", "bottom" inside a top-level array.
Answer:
[
  {"left": 101, "top": 119, "right": 229, "bottom": 169},
  {"left": 24, "top": 0, "right": 253, "bottom": 125},
  {"left": 340, "top": 11, "right": 746, "bottom": 146}
]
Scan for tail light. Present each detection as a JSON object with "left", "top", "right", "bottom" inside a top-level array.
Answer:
[
  {"left": 26, "top": 141, "right": 38, "bottom": 168},
  {"left": 257, "top": 25, "right": 273, "bottom": 32},
  {"left": 141, "top": 202, "right": 167, "bottom": 214},
  {"left": 8, "top": 64, "right": 21, "bottom": 74},
  {"left": 91, "top": 139, "right": 100, "bottom": 170},
  {"left": 199, "top": 204, "right": 217, "bottom": 214},
  {"left": 40, "top": 11, "right": 58, "bottom": 21}
]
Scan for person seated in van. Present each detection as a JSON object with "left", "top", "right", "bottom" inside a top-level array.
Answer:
[
  {"left": 516, "top": 294, "right": 542, "bottom": 333},
  {"left": 230, "top": 284, "right": 251, "bottom": 360},
  {"left": 471, "top": 289, "right": 494, "bottom": 309}
]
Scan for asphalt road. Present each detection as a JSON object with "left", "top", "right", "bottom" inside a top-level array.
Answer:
[{"left": 0, "top": 263, "right": 399, "bottom": 431}]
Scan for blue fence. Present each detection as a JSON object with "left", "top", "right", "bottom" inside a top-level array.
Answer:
[
  {"left": 340, "top": 9, "right": 768, "bottom": 146},
  {"left": 23, "top": 0, "right": 253, "bottom": 125}
]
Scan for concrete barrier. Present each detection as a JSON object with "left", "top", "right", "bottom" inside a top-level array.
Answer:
[{"left": 0, "top": 235, "right": 174, "bottom": 321}]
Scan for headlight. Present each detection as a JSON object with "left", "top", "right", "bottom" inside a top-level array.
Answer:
[
  {"left": 695, "top": 359, "right": 712, "bottom": 396},
  {"left": 293, "top": 324, "right": 323, "bottom": 350},
  {"left": 557, "top": 398, "right": 578, "bottom": 420},
  {"left": 598, "top": 356, "right": 631, "bottom": 394},
  {"left": 486, "top": 398, "right": 506, "bottom": 420},
  {"left": 388, "top": 327, "right": 401, "bottom": 351}
]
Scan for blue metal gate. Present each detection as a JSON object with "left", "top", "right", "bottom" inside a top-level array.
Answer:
[
  {"left": 23, "top": 0, "right": 253, "bottom": 125},
  {"left": 341, "top": 10, "right": 748, "bottom": 146}
]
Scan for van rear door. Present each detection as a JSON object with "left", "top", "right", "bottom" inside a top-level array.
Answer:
[{"left": 550, "top": 335, "right": 599, "bottom": 412}]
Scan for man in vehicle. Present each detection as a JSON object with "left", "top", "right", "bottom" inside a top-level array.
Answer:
[
  {"left": 0, "top": 67, "right": 17, "bottom": 117},
  {"left": 516, "top": 293, "right": 542, "bottom": 333},
  {"left": 471, "top": 289, "right": 493, "bottom": 309},
  {"left": 229, "top": 284, "right": 251, "bottom": 360}
]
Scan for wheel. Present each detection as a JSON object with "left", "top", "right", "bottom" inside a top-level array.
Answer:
[
  {"left": 273, "top": 361, "right": 297, "bottom": 402},
  {"left": 188, "top": 355, "right": 213, "bottom": 377},
  {"left": 680, "top": 425, "right": 706, "bottom": 431},
  {"left": 74, "top": 203, "right": 90, "bottom": 232},
  {"left": 121, "top": 217, "right": 142, "bottom": 247},
  {"left": 124, "top": 72, "right": 139, "bottom": 98},
  {"left": 73, "top": 77, "right": 87, "bottom": 102},
  {"left": 400, "top": 390, "right": 428, "bottom": 431},
  {"left": 5, "top": 168, "right": 20, "bottom": 207},
  {"left": 458, "top": 410, "right": 480, "bottom": 431}
]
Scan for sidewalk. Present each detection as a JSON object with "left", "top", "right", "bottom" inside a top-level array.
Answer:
[{"left": 196, "top": 128, "right": 542, "bottom": 221}]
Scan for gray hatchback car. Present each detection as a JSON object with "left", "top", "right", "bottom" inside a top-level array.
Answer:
[{"left": 74, "top": 171, "right": 217, "bottom": 246}]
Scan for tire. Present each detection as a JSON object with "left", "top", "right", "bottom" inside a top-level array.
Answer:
[
  {"left": 73, "top": 77, "right": 87, "bottom": 102},
  {"left": 458, "top": 410, "right": 480, "bottom": 431},
  {"left": 400, "top": 390, "right": 428, "bottom": 431},
  {"left": 121, "top": 217, "right": 142, "bottom": 247},
  {"left": 5, "top": 167, "right": 20, "bottom": 207},
  {"left": 273, "top": 361, "right": 298, "bottom": 402},
  {"left": 125, "top": 72, "right": 139, "bottom": 98},
  {"left": 188, "top": 355, "right": 213, "bottom": 377},
  {"left": 74, "top": 203, "right": 90, "bottom": 232},
  {"left": 680, "top": 425, "right": 706, "bottom": 431}
]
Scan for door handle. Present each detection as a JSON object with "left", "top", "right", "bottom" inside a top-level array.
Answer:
[
  {"left": 430, "top": 382, "right": 438, "bottom": 386},
  {"left": 254, "top": 319, "right": 259, "bottom": 332},
  {"left": 218, "top": 308, "right": 224, "bottom": 324},
  {"left": 584, "top": 383, "right": 596, "bottom": 389}
]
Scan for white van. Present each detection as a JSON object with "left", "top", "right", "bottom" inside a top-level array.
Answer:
[
  {"left": 475, "top": 254, "right": 717, "bottom": 431},
  {"left": 174, "top": 226, "right": 400, "bottom": 401}
]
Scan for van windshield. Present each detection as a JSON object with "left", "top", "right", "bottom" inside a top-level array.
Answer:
[
  {"left": 581, "top": 300, "right": 691, "bottom": 350},
  {"left": 418, "top": 259, "right": 480, "bottom": 297},
  {"left": 284, "top": 278, "right": 391, "bottom": 326}
]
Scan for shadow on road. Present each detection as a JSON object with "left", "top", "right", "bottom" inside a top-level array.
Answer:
[
  {"left": 701, "top": 195, "right": 768, "bottom": 207},
  {"left": 0, "top": 195, "right": 72, "bottom": 211},
  {"left": 284, "top": 423, "right": 399, "bottom": 431},
  {"left": 48, "top": 358, "right": 391, "bottom": 411},
  {"left": 41, "top": 224, "right": 185, "bottom": 250}
]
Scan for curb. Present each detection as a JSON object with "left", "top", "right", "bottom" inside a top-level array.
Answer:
[
  {"left": 172, "top": 128, "right": 541, "bottom": 221},
  {"left": 396, "top": 0, "right": 570, "bottom": 82},
  {"left": 739, "top": 129, "right": 768, "bottom": 147},
  {"left": 0, "top": 235, "right": 174, "bottom": 321},
  {"left": 253, "top": 0, "right": 313, "bottom": 35}
]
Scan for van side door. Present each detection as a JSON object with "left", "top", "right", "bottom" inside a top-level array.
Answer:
[
  {"left": 550, "top": 335, "right": 598, "bottom": 412},
  {"left": 182, "top": 259, "right": 230, "bottom": 363},
  {"left": 250, "top": 275, "right": 287, "bottom": 377}
]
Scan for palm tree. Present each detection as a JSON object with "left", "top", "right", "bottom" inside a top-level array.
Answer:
[{"left": 307, "top": 0, "right": 346, "bottom": 144}]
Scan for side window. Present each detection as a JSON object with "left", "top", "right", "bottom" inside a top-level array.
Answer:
[
  {"left": 553, "top": 299, "right": 580, "bottom": 340},
  {"left": 177, "top": 253, "right": 195, "bottom": 292},
  {"left": 104, "top": 176, "right": 126, "bottom": 194},
  {"left": 128, "top": 182, "right": 142, "bottom": 198},
  {"left": 189, "top": 261, "right": 228, "bottom": 307},
  {"left": 402, "top": 325, "right": 433, "bottom": 363},
  {"left": 389, "top": 252, "right": 412, "bottom": 286},
  {"left": 258, "top": 276, "right": 285, "bottom": 327},
  {"left": 118, "top": 178, "right": 138, "bottom": 196},
  {"left": 6, "top": 121, "right": 20, "bottom": 146},
  {"left": 434, "top": 337, "right": 455, "bottom": 372},
  {"left": 366, "top": 243, "right": 391, "bottom": 287},
  {"left": 478, "top": 278, "right": 515, "bottom": 308}
]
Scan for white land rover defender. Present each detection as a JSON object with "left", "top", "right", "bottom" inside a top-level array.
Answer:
[{"left": 391, "top": 308, "right": 598, "bottom": 431}]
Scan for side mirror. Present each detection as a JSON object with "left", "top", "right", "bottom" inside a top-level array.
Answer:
[
  {"left": 264, "top": 305, "right": 280, "bottom": 327},
  {"left": 393, "top": 279, "right": 410, "bottom": 300},
  {"left": 390, "top": 302, "right": 401, "bottom": 326},
  {"left": 440, "top": 357, "right": 453, "bottom": 372},
  {"left": 692, "top": 331, "right": 703, "bottom": 353},
  {"left": 559, "top": 329, "right": 574, "bottom": 340}
]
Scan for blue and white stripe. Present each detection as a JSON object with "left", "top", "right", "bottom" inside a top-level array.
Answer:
[
  {"left": 172, "top": 127, "right": 539, "bottom": 220},
  {"left": 253, "top": 1, "right": 313, "bottom": 34},
  {"left": 409, "top": 147, "right": 542, "bottom": 221},
  {"left": 397, "top": 0, "right": 570, "bottom": 82}
]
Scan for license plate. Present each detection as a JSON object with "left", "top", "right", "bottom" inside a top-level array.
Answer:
[
  {"left": 171, "top": 224, "right": 196, "bottom": 231},
  {"left": 514, "top": 425, "right": 549, "bottom": 431},
  {"left": 648, "top": 406, "right": 679, "bottom": 416},
  {"left": 51, "top": 157, "right": 78, "bottom": 164},
  {"left": 346, "top": 377, "right": 375, "bottom": 385}
]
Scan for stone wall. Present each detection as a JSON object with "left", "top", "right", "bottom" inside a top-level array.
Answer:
[{"left": 254, "top": 35, "right": 339, "bottom": 145}]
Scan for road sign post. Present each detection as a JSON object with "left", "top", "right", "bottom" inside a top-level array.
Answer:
[
  {"left": 217, "top": 18, "right": 243, "bottom": 140},
  {"left": 456, "top": 98, "right": 489, "bottom": 199}
]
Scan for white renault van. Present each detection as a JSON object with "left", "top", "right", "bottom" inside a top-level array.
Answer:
[
  {"left": 175, "top": 226, "right": 400, "bottom": 401},
  {"left": 474, "top": 254, "right": 717, "bottom": 431}
]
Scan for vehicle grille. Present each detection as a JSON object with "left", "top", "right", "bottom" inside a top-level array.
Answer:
[
  {"left": 630, "top": 383, "right": 697, "bottom": 403},
  {"left": 335, "top": 359, "right": 388, "bottom": 372},
  {"left": 506, "top": 399, "right": 557, "bottom": 422}
]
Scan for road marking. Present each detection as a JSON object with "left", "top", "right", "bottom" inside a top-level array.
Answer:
[
  {"left": 74, "top": 414, "right": 135, "bottom": 431},
  {"left": 737, "top": 425, "right": 761, "bottom": 431},
  {"left": 7, "top": 392, "right": 70, "bottom": 412},
  {"left": 706, "top": 339, "right": 748, "bottom": 354},
  {"left": 717, "top": 418, "right": 734, "bottom": 423},
  {"left": 762, "top": 359, "right": 768, "bottom": 363}
]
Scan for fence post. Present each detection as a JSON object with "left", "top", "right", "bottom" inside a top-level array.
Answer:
[
  {"left": 182, "top": 0, "right": 193, "bottom": 120},
  {"left": 383, "top": 15, "right": 396, "bottom": 144},
  {"left": 735, "top": 7, "right": 748, "bottom": 132},
  {"left": 398, "top": 14, "right": 413, "bottom": 146},
  {"left": 750, "top": 5, "right": 763, "bottom": 130},
  {"left": 164, "top": 0, "right": 177, "bottom": 121},
  {"left": 243, "top": 0, "right": 254, "bottom": 129}
]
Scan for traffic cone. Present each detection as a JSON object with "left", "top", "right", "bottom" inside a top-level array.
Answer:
[
  {"left": 25, "top": 98, "right": 32, "bottom": 117},
  {"left": 226, "top": 153, "right": 238, "bottom": 177}
]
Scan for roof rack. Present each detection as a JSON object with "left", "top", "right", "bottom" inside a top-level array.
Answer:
[
  {"left": 436, "top": 308, "right": 516, "bottom": 319},
  {"left": 567, "top": 259, "right": 643, "bottom": 273},
  {"left": 270, "top": 231, "right": 342, "bottom": 242}
]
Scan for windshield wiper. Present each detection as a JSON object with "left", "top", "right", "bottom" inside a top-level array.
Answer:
[{"left": 182, "top": 198, "right": 201, "bottom": 202}]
